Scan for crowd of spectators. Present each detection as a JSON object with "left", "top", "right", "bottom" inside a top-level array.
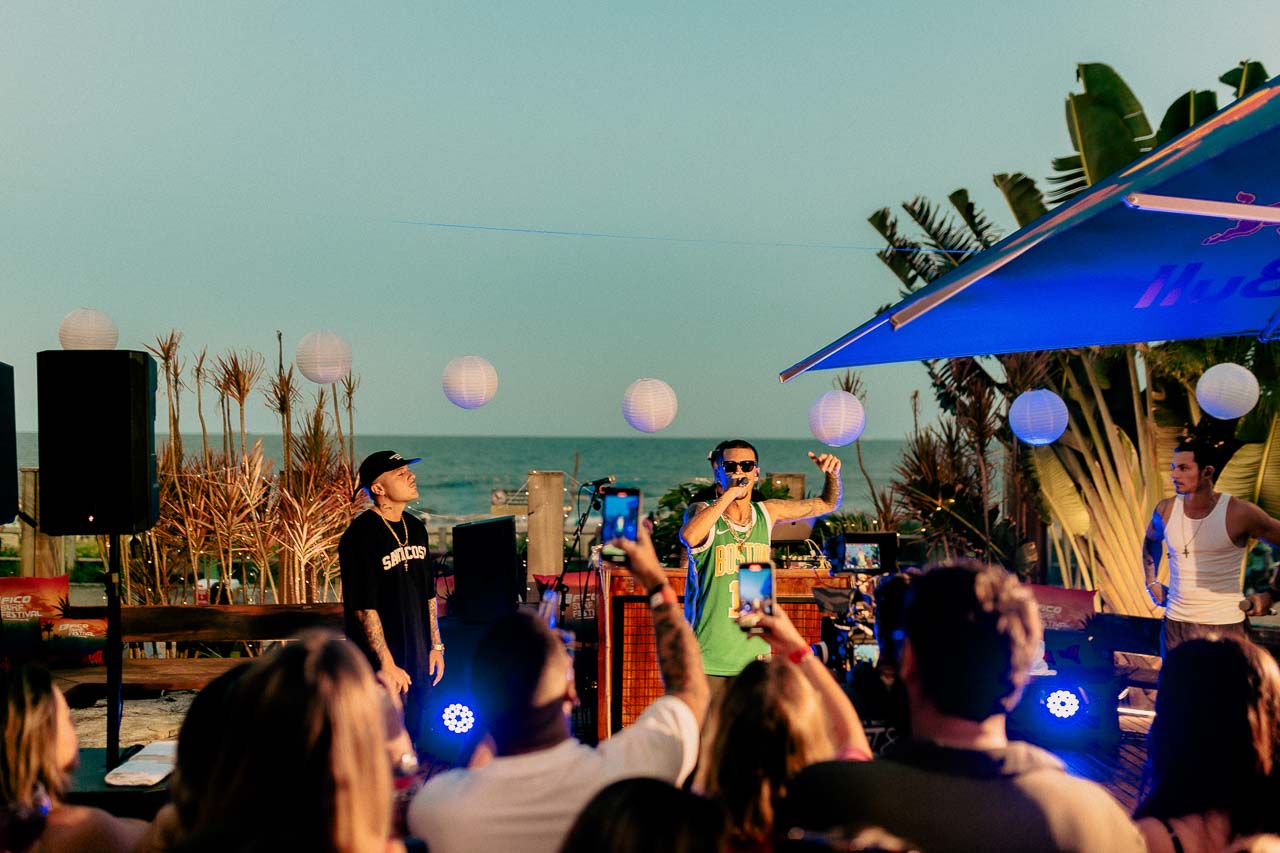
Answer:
[{"left": 4, "top": 527, "right": 1280, "bottom": 852}]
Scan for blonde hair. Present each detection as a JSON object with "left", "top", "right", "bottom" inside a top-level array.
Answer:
[
  {"left": 696, "top": 659, "right": 834, "bottom": 844},
  {"left": 1, "top": 666, "right": 68, "bottom": 806},
  {"left": 181, "top": 631, "right": 392, "bottom": 852}
]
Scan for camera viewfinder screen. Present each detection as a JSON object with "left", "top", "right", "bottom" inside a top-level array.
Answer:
[
  {"left": 737, "top": 566, "right": 772, "bottom": 614},
  {"left": 602, "top": 492, "right": 640, "bottom": 543},
  {"left": 843, "top": 543, "right": 881, "bottom": 572}
]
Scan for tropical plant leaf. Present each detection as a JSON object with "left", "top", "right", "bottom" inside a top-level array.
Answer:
[
  {"left": 948, "top": 189, "right": 1003, "bottom": 249},
  {"left": 993, "top": 173, "right": 1048, "bottom": 228},
  {"left": 901, "top": 196, "right": 983, "bottom": 267},
  {"left": 1052, "top": 91, "right": 1142, "bottom": 204},
  {"left": 1221, "top": 61, "right": 1269, "bottom": 99},
  {"left": 868, "top": 207, "right": 939, "bottom": 291},
  {"left": 1218, "top": 417, "right": 1280, "bottom": 518},
  {"left": 1029, "top": 446, "right": 1090, "bottom": 537},
  {"left": 1077, "top": 63, "right": 1154, "bottom": 142},
  {"left": 1154, "top": 90, "right": 1220, "bottom": 147}
]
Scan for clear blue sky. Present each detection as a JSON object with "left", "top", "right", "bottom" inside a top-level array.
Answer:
[{"left": 2, "top": 1, "right": 1276, "bottom": 438}]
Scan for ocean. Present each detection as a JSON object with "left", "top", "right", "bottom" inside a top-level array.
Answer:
[{"left": 13, "top": 433, "right": 906, "bottom": 522}]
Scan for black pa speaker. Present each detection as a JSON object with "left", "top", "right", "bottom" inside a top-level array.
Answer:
[
  {"left": 36, "top": 350, "right": 158, "bottom": 535},
  {"left": 0, "top": 363, "right": 16, "bottom": 525},
  {"left": 451, "top": 515, "right": 521, "bottom": 624}
]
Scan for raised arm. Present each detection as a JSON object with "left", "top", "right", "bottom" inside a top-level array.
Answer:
[
  {"left": 681, "top": 482, "right": 752, "bottom": 550},
  {"left": 764, "top": 451, "right": 843, "bottom": 523},
  {"left": 1143, "top": 502, "right": 1169, "bottom": 607},
  {"left": 615, "top": 527, "right": 710, "bottom": 725},
  {"left": 746, "top": 603, "right": 871, "bottom": 758}
]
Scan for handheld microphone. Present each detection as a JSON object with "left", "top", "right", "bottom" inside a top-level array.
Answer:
[
  {"left": 585, "top": 475, "right": 616, "bottom": 490},
  {"left": 735, "top": 477, "right": 749, "bottom": 487},
  {"left": 1241, "top": 599, "right": 1278, "bottom": 616}
]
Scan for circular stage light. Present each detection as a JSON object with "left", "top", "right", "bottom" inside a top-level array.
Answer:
[
  {"left": 1045, "top": 689, "right": 1080, "bottom": 720},
  {"left": 442, "top": 702, "right": 475, "bottom": 735}
]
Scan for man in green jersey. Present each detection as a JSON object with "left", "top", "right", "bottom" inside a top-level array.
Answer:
[{"left": 680, "top": 439, "right": 843, "bottom": 688}]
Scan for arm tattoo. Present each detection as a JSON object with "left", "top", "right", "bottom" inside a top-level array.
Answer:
[
  {"left": 650, "top": 602, "right": 697, "bottom": 696},
  {"left": 428, "top": 597, "right": 442, "bottom": 646},
  {"left": 355, "top": 609, "right": 391, "bottom": 665}
]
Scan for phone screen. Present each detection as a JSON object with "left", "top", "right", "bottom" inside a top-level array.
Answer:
[
  {"left": 737, "top": 561, "right": 773, "bottom": 617},
  {"left": 601, "top": 487, "right": 641, "bottom": 563}
]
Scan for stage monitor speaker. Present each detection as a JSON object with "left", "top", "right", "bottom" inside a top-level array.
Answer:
[
  {"left": 451, "top": 515, "right": 520, "bottom": 624},
  {"left": 36, "top": 350, "right": 158, "bottom": 536},
  {"left": 0, "top": 362, "right": 16, "bottom": 525}
]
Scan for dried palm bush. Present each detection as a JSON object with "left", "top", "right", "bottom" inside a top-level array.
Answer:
[{"left": 276, "top": 390, "right": 355, "bottom": 602}]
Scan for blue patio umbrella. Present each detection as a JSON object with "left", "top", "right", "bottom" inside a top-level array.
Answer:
[{"left": 780, "top": 74, "right": 1280, "bottom": 381}]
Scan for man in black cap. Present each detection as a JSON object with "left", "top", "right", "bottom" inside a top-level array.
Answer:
[{"left": 340, "top": 450, "right": 444, "bottom": 747}]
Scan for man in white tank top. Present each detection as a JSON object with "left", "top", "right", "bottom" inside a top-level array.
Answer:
[{"left": 1142, "top": 438, "right": 1280, "bottom": 655}]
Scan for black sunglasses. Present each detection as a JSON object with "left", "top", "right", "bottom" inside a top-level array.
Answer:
[{"left": 720, "top": 460, "right": 758, "bottom": 474}]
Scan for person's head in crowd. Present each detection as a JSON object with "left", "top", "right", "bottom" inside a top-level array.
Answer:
[
  {"left": 470, "top": 610, "right": 576, "bottom": 756},
  {"left": 1136, "top": 635, "right": 1280, "bottom": 838},
  {"left": 0, "top": 665, "right": 77, "bottom": 851},
  {"left": 697, "top": 658, "right": 833, "bottom": 846},
  {"left": 166, "top": 662, "right": 252, "bottom": 833},
  {"left": 178, "top": 631, "right": 393, "bottom": 853},
  {"left": 559, "top": 778, "right": 725, "bottom": 853},
  {"left": 901, "top": 561, "right": 1040, "bottom": 726},
  {"left": 873, "top": 570, "right": 916, "bottom": 670}
]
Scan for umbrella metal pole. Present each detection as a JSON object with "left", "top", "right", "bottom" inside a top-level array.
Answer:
[{"left": 105, "top": 533, "right": 123, "bottom": 769}]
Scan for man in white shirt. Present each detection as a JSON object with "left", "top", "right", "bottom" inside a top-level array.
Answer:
[
  {"left": 1143, "top": 437, "right": 1280, "bottom": 654},
  {"left": 407, "top": 527, "right": 708, "bottom": 853}
]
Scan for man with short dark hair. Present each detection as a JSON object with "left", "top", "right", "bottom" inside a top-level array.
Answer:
[
  {"left": 680, "top": 439, "right": 842, "bottom": 682},
  {"left": 407, "top": 526, "right": 707, "bottom": 853},
  {"left": 1143, "top": 437, "right": 1280, "bottom": 654},
  {"left": 339, "top": 450, "right": 444, "bottom": 747},
  {"left": 777, "top": 561, "right": 1145, "bottom": 853}
]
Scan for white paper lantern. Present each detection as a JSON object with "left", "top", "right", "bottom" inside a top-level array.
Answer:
[
  {"left": 295, "top": 331, "right": 352, "bottom": 384},
  {"left": 58, "top": 307, "right": 118, "bottom": 350},
  {"left": 442, "top": 355, "right": 498, "bottom": 409},
  {"left": 1196, "top": 362, "right": 1260, "bottom": 420},
  {"left": 622, "top": 378, "right": 678, "bottom": 433},
  {"left": 1009, "top": 389, "right": 1069, "bottom": 446},
  {"left": 808, "top": 390, "right": 866, "bottom": 447}
]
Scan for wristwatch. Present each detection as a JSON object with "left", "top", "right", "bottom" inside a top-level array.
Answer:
[{"left": 432, "top": 643, "right": 446, "bottom": 652}]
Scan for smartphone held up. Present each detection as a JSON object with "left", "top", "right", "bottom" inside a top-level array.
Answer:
[
  {"left": 737, "top": 560, "right": 774, "bottom": 633},
  {"left": 600, "top": 486, "right": 641, "bottom": 564}
]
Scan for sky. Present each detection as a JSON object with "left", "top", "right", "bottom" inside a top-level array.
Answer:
[{"left": 2, "top": 1, "right": 1278, "bottom": 439}]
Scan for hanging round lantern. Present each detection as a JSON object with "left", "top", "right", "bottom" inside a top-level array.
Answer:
[
  {"left": 295, "top": 331, "right": 352, "bottom": 384},
  {"left": 1009, "top": 389, "right": 1069, "bottom": 446},
  {"left": 622, "top": 378, "right": 678, "bottom": 433},
  {"left": 808, "top": 390, "right": 866, "bottom": 447},
  {"left": 1196, "top": 362, "right": 1259, "bottom": 420},
  {"left": 58, "top": 307, "right": 118, "bottom": 350},
  {"left": 442, "top": 356, "right": 499, "bottom": 409}
]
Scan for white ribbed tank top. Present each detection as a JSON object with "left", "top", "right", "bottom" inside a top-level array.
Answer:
[{"left": 1165, "top": 494, "right": 1245, "bottom": 624}]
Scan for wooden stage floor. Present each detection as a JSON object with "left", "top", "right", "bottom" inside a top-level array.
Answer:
[{"left": 1051, "top": 712, "right": 1150, "bottom": 813}]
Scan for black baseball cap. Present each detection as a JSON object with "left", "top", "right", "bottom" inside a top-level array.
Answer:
[{"left": 353, "top": 450, "right": 421, "bottom": 500}]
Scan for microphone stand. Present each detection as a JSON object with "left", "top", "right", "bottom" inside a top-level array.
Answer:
[{"left": 561, "top": 482, "right": 605, "bottom": 625}]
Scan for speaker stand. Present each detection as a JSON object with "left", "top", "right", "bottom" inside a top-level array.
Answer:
[{"left": 105, "top": 534, "right": 124, "bottom": 769}]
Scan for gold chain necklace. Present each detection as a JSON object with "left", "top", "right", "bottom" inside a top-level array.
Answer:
[
  {"left": 1180, "top": 494, "right": 1218, "bottom": 558},
  {"left": 378, "top": 510, "right": 409, "bottom": 548},
  {"left": 723, "top": 505, "right": 753, "bottom": 547}
]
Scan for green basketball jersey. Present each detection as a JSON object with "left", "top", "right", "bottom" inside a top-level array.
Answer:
[{"left": 684, "top": 501, "right": 772, "bottom": 676}]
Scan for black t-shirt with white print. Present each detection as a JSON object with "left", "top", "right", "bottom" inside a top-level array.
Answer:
[{"left": 339, "top": 509, "right": 436, "bottom": 678}]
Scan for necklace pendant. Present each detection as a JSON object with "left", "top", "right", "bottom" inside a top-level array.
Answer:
[{"left": 1183, "top": 546, "right": 1189, "bottom": 557}]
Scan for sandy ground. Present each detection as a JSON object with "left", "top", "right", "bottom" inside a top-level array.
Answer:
[{"left": 72, "top": 692, "right": 195, "bottom": 748}]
